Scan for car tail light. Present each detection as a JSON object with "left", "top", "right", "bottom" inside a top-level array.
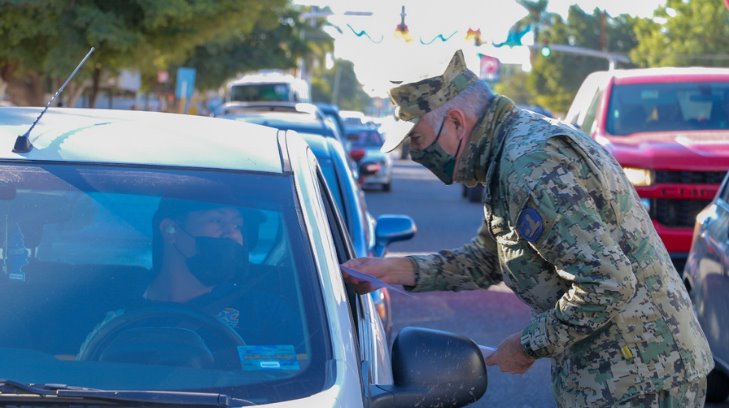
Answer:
[
  {"left": 349, "top": 149, "right": 365, "bottom": 161},
  {"left": 363, "top": 163, "right": 381, "bottom": 174}
]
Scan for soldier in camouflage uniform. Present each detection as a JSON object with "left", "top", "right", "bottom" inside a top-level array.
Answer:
[{"left": 342, "top": 50, "right": 713, "bottom": 407}]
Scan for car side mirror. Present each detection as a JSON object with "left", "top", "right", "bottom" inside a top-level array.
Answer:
[
  {"left": 373, "top": 215, "right": 416, "bottom": 257},
  {"left": 368, "top": 327, "right": 488, "bottom": 408}
]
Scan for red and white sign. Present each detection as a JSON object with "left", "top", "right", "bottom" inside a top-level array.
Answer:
[{"left": 479, "top": 54, "right": 501, "bottom": 82}]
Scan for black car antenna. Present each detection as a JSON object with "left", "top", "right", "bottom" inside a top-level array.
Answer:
[{"left": 13, "top": 47, "right": 96, "bottom": 153}]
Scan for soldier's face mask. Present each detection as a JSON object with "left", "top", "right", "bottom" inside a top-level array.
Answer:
[{"left": 410, "top": 116, "right": 464, "bottom": 185}]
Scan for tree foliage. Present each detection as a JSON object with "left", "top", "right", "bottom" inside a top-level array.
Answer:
[
  {"left": 0, "top": 0, "right": 322, "bottom": 106},
  {"left": 630, "top": 0, "right": 729, "bottom": 68},
  {"left": 492, "top": 68, "right": 532, "bottom": 105},
  {"left": 526, "top": 5, "right": 638, "bottom": 113},
  {"left": 185, "top": 6, "right": 332, "bottom": 90},
  {"left": 311, "top": 59, "right": 371, "bottom": 112}
]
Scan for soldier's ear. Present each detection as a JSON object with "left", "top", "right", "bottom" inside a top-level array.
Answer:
[{"left": 447, "top": 109, "right": 468, "bottom": 141}]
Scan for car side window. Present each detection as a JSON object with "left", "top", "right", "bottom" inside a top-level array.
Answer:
[
  {"left": 311, "top": 161, "right": 364, "bottom": 333},
  {"left": 582, "top": 89, "right": 603, "bottom": 135},
  {"left": 721, "top": 172, "right": 729, "bottom": 203},
  {"left": 314, "top": 167, "right": 353, "bottom": 263}
]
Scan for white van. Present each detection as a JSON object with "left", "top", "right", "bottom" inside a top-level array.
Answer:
[{"left": 226, "top": 71, "right": 311, "bottom": 103}]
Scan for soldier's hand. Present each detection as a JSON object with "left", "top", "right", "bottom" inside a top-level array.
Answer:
[
  {"left": 485, "top": 331, "right": 536, "bottom": 374},
  {"left": 341, "top": 257, "right": 415, "bottom": 294}
]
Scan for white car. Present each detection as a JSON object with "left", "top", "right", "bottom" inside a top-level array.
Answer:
[{"left": 0, "top": 107, "right": 487, "bottom": 407}]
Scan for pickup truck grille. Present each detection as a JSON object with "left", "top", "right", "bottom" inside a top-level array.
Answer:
[
  {"left": 651, "top": 199, "right": 712, "bottom": 228},
  {"left": 655, "top": 170, "right": 726, "bottom": 184}
]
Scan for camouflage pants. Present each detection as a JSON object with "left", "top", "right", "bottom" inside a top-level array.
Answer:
[{"left": 617, "top": 377, "right": 707, "bottom": 408}]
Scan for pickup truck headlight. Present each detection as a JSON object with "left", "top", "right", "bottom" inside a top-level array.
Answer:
[{"left": 623, "top": 167, "right": 654, "bottom": 186}]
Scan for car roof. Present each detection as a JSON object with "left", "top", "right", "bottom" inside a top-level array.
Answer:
[
  {"left": 226, "top": 71, "right": 301, "bottom": 85},
  {"left": 218, "top": 101, "right": 321, "bottom": 117},
  {"left": 299, "top": 131, "right": 330, "bottom": 157},
  {"left": 594, "top": 67, "right": 729, "bottom": 83},
  {"left": 0, "top": 107, "right": 284, "bottom": 173},
  {"left": 224, "top": 112, "right": 336, "bottom": 137}
]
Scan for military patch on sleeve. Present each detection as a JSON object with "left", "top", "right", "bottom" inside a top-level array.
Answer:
[{"left": 517, "top": 207, "right": 544, "bottom": 242}]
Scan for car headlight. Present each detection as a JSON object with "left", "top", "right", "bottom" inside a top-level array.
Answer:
[{"left": 623, "top": 167, "right": 654, "bottom": 186}]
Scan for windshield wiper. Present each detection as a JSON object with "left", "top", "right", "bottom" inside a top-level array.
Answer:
[{"left": 0, "top": 379, "right": 255, "bottom": 406}]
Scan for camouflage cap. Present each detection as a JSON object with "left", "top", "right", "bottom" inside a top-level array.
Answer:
[{"left": 382, "top": 49, "right": 479, "bottom": 152}]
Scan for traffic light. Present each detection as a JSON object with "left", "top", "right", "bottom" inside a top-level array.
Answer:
[
  {"left": 539, "top": 37, "right": 552, "bottom": 58},
  {"left": 540, "top": 44, "right": 552, "bottom": 57}
]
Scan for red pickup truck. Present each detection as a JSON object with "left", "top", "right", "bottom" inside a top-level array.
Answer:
[{"left": 564, "top": 67, "right": 729, "bottom": 271}]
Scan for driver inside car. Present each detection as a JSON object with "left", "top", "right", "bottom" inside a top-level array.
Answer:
[
  {"left": 77, "top": 198, "right": 296, "bottom": 368},
  {"left": 145, "top": 199, "right": 247, "bottom": 303}
]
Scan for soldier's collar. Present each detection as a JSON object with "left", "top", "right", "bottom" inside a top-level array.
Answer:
[{"left": 454, "top": 95, "right": 516, "bottom": 186}]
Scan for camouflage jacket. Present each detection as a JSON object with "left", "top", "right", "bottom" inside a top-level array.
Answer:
[{"left": 407, "top": 95, "right": 713, "bottom": 406}]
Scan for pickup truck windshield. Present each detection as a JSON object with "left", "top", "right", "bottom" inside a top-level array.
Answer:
[{"left": 607, "top": 82, "right": 729, "bottom": 135}]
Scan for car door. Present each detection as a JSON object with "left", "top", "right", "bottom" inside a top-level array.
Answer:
[{"left": 705, "top": 174, "right": 729, "bottom": 367}]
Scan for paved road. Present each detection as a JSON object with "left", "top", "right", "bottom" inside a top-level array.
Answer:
[{"left": 362, "top": 159, "right": 728, "bottom": 408}]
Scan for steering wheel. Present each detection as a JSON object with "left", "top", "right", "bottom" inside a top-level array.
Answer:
[{"left": 78, "top": 304, "right": 246, "bottom": 369}]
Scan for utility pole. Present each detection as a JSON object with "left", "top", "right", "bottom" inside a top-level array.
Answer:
[
  {"left": 530, "top": 44, "right": 629, "bottom": 70},
  {"left": 331, "top": 65, "right": 342, "bottom": 106}
]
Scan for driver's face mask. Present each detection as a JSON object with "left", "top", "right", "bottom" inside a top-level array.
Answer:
[
  {"left": 410, "top": 117, "right": 463, "bottom": 185},
  {"left": 176, "top": 229, "right": 248, "bottom": 287}
]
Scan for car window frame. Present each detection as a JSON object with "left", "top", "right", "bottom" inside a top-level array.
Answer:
[{"left": 309, "top": 153, "right": 390, "bottom": 392}]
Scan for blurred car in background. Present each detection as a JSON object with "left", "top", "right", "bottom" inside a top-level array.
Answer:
[
  {"left": 346, "top": 126, "right": 393, "bottom": 192},
  {"left": 683, "top": 170, "right": 729, "bottom": 403},
  {"left": 225, "top": 70, "right": 310, "bottom": 103},
  {"left": 214, "top": 101, "right": 324, "bottom": 120},
  {"left": 340, "top": 110, "right": 368, "bottom": 129},
  {"left": 218, "top": 109, "right": 349, "bottom": 162}
]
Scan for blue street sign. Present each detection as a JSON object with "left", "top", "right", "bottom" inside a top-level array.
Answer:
[{"left": 175, "top": 67, "right": 196, "bottom": 99}]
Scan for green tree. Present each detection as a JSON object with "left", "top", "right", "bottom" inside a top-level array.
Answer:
[
  {"left": 493, "top": 69, "right": 532, "bottom": 105},
  {"left": 184, "top": 5, "right": 333, "bottom": 91},
  {"left": 0, "top": 0, "right": 290, "bottom": 106},
  {"left": 527, "top": 6, "right": 638, "bottom": 113},
  {"left": 311, "top": 59, "right": 370, "bottom": 112},
  {"left": 631, "top": 0, "right": 729, "bottom": 67}
]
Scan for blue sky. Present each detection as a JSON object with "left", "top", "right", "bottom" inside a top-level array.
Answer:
[{"left": 295, "top": 0, "right": 666, "bottom": 96}]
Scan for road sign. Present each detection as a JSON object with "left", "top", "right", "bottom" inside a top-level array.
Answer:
[
  {"left": 175, "top": 67, "right": 196, "bottom": 99},
  {"left": 479, "top": 54, "right": 500, "bottom": 82}
]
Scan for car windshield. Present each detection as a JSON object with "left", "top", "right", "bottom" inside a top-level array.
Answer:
[
  {"left": 347, "top": 128, "right": 384, "bottom": 149},
  {"left": 230, "top": 83, "right": 291, "bottom": 102},
  {"left": 0, "top": 162, "right": 330, "bottom": 404},
  {"left": 607, "top": 81, "right": 729, "bottom": 135}
]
